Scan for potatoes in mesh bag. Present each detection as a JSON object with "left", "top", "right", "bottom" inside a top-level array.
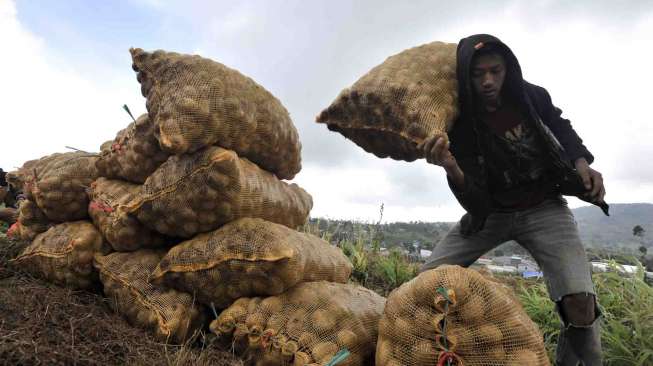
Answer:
[
  {"left": 11, "top": 221, "right": 110, "bottom": 289},
  {"left": 94, "top": 249, "right": 207, "bottom": 343},
  {"left": 151, "top": 218, "right": 352, "bottom": 309},
  {"left": 10, "top": 199, "right": 52, "bottom": 241},
  {"left": 210, "top": 282, "right": 386, "bottom": 366},
  {"left": 130, "top": 47, "right": 302, "bottom": 180},
  {"left": 88, "top": 178, "right": 167, "bottom": 252},
  {"left": 127, "top": 146, "right": 312, "bottom": 238},
  {"left": 96, "top": 114, "right": 170, "bottom": 183},
  {"left": 376, "top": 265, "right": 550, "bottom": 366},
  {"left": 16, "top": 152, "right": 99, "bottom": 222},
  {"left": 317, "top": 41, "right": 458, "bottom": 162}
]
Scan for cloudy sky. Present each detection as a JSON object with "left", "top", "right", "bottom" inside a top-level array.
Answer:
[{"left": 1, "top": 0, "right": 652, "bottom": 223}]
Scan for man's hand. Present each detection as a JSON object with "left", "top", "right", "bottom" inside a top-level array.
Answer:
[
  {"left": 417, "top": 135, "right": 457, "bottom": 170},
  {"left": 575, "top": 158, "right": 605, "bottom": 203},
  {"left": 417, "top": 135, "right": 465, "bottom": 190}
]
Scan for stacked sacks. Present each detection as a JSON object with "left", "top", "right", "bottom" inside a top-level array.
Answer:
[
  {"left": 15, "top": 152, "right": 99, "bottom": 222},
  {"left": 96, "top": 114, "right": 170, "bottom": 183},
  {"left": 150, "top": 218, "right": 352, "bottom": 308},
  {"left": 130, "top": 48, "right": 302, "bottom": 180},
  {"left": 210, "top": 282, "right": 386, "bottom": 366},
  {"left": 11, "top": 221, "right": 111, "bottom": 289},
  {"left": 8, "top": 200, "right": 51, "bottom": 241},
  {"left": 125, "top": 146, "right": 312, "bottom": 238},
  {"left": 376, "top": 265, "right": 549, "bottom": 366},
  {"left": 87, "top": 178, "right": 167, "bottom": 252},
  {"left": 94, "top": 250, "right": 206, "bottom": 343},
  {"left": 317, "top": 41, "right": 458, "bottom": 162}
]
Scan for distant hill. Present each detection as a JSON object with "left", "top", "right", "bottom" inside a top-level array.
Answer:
[{"left": 311, "top": 203, "right": 653, "bottom": 252}]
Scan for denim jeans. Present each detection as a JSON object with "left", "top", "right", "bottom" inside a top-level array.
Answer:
[{"left": 421, "top": 197, "right": 602, "bottom": 365}]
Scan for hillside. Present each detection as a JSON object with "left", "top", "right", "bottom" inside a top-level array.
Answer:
[{"left": 311, "top": 203, "right": 653, "bottom": 252}]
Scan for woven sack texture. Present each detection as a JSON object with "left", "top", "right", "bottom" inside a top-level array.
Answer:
[
  {"left": 126, "top": 146, "right": 312, "bottom": 238},
  {"left": 11, "top": 221, "right": 110, "bottom": 289},
  {"left": 15, "top": 152, "right": 99, "bottom": 222},
  {"left": 376, "top": 265, "right": 550, "bottom": 366},
  {"left": 96, "top": 114, "right": 170, "bottom": 183},
  {"left": 151, "top": 218, "right": 352, "bottom": 309},
  {"left": 94, "top": 249, "right": 206, "bottom": 343},
  {"left": 13, "top": 199, "right": 51, "bottom": 241},
  {"left": 210, "top": 281, "right": 386, "bottom": 366},
  {"left": 88, "top": 178, "right": 167, "bottom": 252},
  {"left": 130, "top": 47, "right": 302, "bottom": 180},
  {"left": 317, "top": 42, "right": 458, "bottom": 162}
]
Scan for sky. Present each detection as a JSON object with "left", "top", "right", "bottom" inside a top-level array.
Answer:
[{"left": 1, "top": 0, "right": 652, "bottom": 223}]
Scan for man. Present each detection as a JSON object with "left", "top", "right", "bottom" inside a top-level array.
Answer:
[
  {"left": 0, "top": 168, "right": 18, "bottom": 225},
  {"left": 419, "top": 34, "right": 607, "bottom": 365}
]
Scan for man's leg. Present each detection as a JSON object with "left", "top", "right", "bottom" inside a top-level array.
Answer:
[
  {"left": 514, "top": 198, "right": 602, "bottom": 366},
  {"left": 421, "top": 212, "right": 512, "bottom": 272}
]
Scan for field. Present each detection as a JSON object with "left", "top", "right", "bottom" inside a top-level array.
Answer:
[{"left": 1, "top": 222, "right": 652, "bottom": 365}]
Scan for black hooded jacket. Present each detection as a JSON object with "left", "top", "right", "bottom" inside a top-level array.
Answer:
[{"left": 448, "top": 34, "right": 609, "bottom": 235}]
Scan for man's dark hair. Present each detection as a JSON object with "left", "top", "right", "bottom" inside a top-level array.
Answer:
[
  {"left": 471, "top": 42, "right": 506, "bottom": 62},
  {"left": 0, "top": 168, "right": 6, "bottom": 187}
]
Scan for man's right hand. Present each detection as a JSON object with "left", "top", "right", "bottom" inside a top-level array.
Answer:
[{"left": 417, "top": 135, "right": 457, "bottom": 169}]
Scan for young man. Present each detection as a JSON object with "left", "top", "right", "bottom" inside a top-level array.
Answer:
[{"left": 419, "top": 34, "right": 607, "bottom": 365}]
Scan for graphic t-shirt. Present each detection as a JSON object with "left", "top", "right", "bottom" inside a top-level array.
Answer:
[{"left": 480, "top": 102, "right": 556, "bottom": 210}]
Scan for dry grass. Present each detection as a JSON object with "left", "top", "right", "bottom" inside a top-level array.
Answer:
[{"left": 0, "top": 235, "right": 243, "bottom": 366}]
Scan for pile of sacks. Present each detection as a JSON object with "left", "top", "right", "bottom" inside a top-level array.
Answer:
[
  {"left": 6, "top": 43, "right": 549, "bottom": 365},
  {"left": 6, "top": 47, "right": 385, "bottom": 364}
]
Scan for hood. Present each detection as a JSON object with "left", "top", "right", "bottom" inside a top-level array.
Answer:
[{"left": 456, "top": 34, "right": 525, "bottom": 118}]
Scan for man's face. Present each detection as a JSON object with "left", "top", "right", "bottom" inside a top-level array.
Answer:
[{"left": 471, "top": 52, "right": 506, "bottom": 106}]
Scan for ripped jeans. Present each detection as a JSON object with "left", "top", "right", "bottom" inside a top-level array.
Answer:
[{"left": 421, "top": 197, "right": 602, "bottom": 365}]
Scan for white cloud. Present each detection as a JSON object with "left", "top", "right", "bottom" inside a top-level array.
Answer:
[{"left": 0, "top": 0, "right": 145, "bottom": 171}]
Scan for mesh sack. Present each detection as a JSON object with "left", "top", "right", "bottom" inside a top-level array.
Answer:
[
  {"left": 17, "top": 152, "right": 100, "bottom": 222},
  {"left": 13, "top": 199, "right": 51, "bottom": 241},
  {"left": 376, "top": 265, "right": 549, "bottom": 366},
  {"left": 96, "top": 114, "right": 170, "bottom": 183},
  {"left": 0, "top": 207, "right": 17, "bottom": 225},
  {"left": 9, "top": 153, "right": 68, "bottom": 200},
  {"left": 316, "top": 42, "right": 458, "bottom": 162},
  {"left": 210, "top": 281, "right": 386, "bottom": 366},
  {"left": 151, "top": 218, "right": 353, "bottom": 309},
  {"left": 126, "top": 146, "right": 312, "bottom": 238},
  {"left": 94, "top": 249, "right": 207, "bottom": 343},
  {"left": 11, "top": 221, "right": 110, "bottom": 289},
  {"left": 88, "top": 178, "right": 167, "bottom": 252},
  {"left": 130, "top": 47, "right": 302, "bottom": 180}
]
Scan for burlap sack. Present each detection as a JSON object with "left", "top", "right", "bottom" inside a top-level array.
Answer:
[
  {"left": 88, "top": 178, "right": 168, "bottom": 252},
  {"left": 10, "top": 200, "right": 51, "bottom": 241},
  {"left": 11, "top": 221, "right": 110, "bottom": 289},
  {"left": 130, "top": 47, "right": 302, "bottom": 180},
  {"left": 94, "top": 249, "right": 207, "bottom": 343},
  {"left": 151, "top": 218, "right": 352, "bottom": 309},
  {"left": 376, "top": 265, "right": 549, "bottom": 366},
  {"left": 15, "top": 152, "right": 99, "bottom": 222},
  {"left": 317, "top": 41, "right": 458, "bottom": 162},
  {"left": 126, "top": 146, "right": 312, "bottom": 238},
  {"left": 210, "top": 282, "right": 386, "bottom": 366},
  {"left": 96, "top": 114, "right": 170, "bottom": 183}
]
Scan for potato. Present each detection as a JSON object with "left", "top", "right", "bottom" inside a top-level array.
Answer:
[
  {"left": 506, "top": 349, "right": 540, "bottom": 365},
  {"left": 310, "top": 341, "right": 338, "bottom": 364},
  {"left": 293, "top": 351, "right": 313, "bottom": 366}
]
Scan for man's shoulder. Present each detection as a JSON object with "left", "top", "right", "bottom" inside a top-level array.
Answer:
[{"left": 522, "top": 81, "right": 550, "bottom": 101}]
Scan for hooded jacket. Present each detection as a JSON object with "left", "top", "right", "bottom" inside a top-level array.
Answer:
[{"left": 448, "top": 34, "right": 609, "bottom": 235}]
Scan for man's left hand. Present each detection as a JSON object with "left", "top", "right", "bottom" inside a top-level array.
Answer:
[{"left": 575, "top": 158, "right": 605, "bottom": 203}]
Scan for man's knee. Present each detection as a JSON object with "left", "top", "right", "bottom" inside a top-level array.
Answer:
[{"left": 558, "top": 293, "right": 598, "bottom": 327}]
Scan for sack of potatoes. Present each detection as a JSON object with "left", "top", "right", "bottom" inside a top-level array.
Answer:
[
  {"left": 130, "top": 47, "right": 302, "bottom": 180},
  {"left": 87, "top": 178, "right": 167, "bottom": 252},
  {"left": 11, "top": 221, "right": 111, "bottom": 289},
  {"left": 210, "top": 281, "right": 386, "bottom": 366},
  {"left": 18, "top": 152, "right": 99, "bottom": 222},
  {"left": 126, "top": 146, "right": 312, "bottom": 238},
  {"left": 94, "top": 249, "right": 207, "bottom": 343},
  {"left": 96, "top": 114, "right": 170, "bottom": 184},
  {"left": 11, "top": 199, "right": 52, "bottom": 241},
  {"left": 317, "top": 41, "right": 458, "bottom": 162},
  {"left": 376, "top": 265, "right": 549, "bottom": 366},
  {"left": 150, "top": 218, "right": 353, "bottom": 309}
]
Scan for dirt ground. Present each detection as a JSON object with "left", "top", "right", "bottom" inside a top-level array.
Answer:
[{"left": 0, "top": 235, "right": 243, "bottom": 366}]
